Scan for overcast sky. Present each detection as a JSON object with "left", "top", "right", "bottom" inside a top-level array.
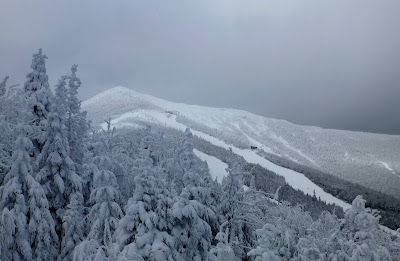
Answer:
[{"left": 1, "top": 1, "right": 400, "bottom": 134}]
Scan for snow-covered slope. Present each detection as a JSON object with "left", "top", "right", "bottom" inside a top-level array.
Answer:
[
  {"left": 83, "top": 86, "right": 400, "bottom": 199},
  {"left": 194, "top": 149, "right": 228, "bottom": 184}
]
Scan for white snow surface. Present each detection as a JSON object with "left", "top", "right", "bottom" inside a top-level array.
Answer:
[
  {"left": 193, "top": 149, "right": 228, "bottom": 184},
  {"left": 380, "top": 161, "right": 397, "bottom": 176}
]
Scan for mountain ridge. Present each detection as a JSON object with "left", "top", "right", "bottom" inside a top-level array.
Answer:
[
  {"left": 83, "top": 86, "right": 400, "bottom": 198},
  {"left": 86, "top": 86, "right": 400, "bottom": 136}
]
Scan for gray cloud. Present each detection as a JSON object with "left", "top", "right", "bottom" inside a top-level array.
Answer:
[{"left": 1, "top": 0, "right": 400, "bottom": 134}]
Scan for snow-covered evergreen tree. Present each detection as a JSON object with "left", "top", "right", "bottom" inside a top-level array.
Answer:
[
  {"left": 166, "top": 129, "right": 218, "bottom": 260},
  {"left": 171, "top": 192, "right": 214, "bottom": 261},
  {"left": 0, "top": 207, "right": 14, "bottom": 261},
  {"left": 61, "top": 192, "right": 86, "bottom": 261},
  {"left": 0, "top": 125, "right": 58, "bottom": 260},
  {"left": 218, "top": 150, "right": 250, "bottom": 258},
  {"left": 343, "top": 196, "right": 392, "bottom": 260},
  {"left": 36, "top": 75, "right": 83, "bottom": 235},
  {"left": 23, "top": 48, "right": 53, "bottom": 162},
  {"left": 87, "top": 156, "right": 123, "bottom": 256},
  {"left": 171, "top": 128, "right": 197, "bottom": 195},
  {"left": 247, "top": 223, "right": 283, "bottom": 261},
  {"left": 81, "top": 158, "right": 99, "bottom": 204},
  {"left": 209, "top": 223, "right": 238, "bottom": 261},
  {"left": 0, "top": 76, "right": 8, "bottom": 97},
  {"left": 115, "top": 169, "right": 176, "bottom": 261},
  {"left": 249, "top": 204, "right": 314, "bottom": 261},
  {"left": 66, "top": 65, "right": 88, "bottom": 164},
  {"left": 172, "top": 170, "right": 217, "bottom": 261},
  {"left": 181, "top": 128, "right": 196, "bottom": 171},
  {"left": 73, "top": 239, "right": 106, "bottom": 261},
  {"left": 305, "top": 211, "right": 347, "bottom": 260},
  {"left": 219, "top": 149, "right": 244, "bottom": 219},
  {"left": 231, "top": 184, "right": 267, "bottom": 259}
]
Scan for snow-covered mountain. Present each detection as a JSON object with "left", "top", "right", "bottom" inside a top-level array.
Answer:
[{"left": 83, "top": 86, "right": 400, "bottom": 199}]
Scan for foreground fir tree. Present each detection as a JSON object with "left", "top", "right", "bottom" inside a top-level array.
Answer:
[
  {"left": 166, "top": 129, "right": 218, "bottom": 260},
  {"left": 66, "top": 65, "right": 88, "bottom": 164},
  {"left": 219, "top": 149, "right": 244, "bottom": 219},
  {"left": 0, "top": 81, "right": 26, "bottom": 184},
  {"left": 36, "top": 75, "right": 83, "bottom": 234},
  {"left": 0, "top": 76, "right": 12, "bottom": 184},
  {"left": 115, "top": 169, "right": 176, "bottom": 261},
  {"left": 218, "top": 151, "right": 251, "bottom": 258},
  {"left": 61, "top": 193, "right": 86, "bottom": 261},
  {"left": 0, "top": 207, "right": 14, "bottom": 260},
  {"left": 85, "top": 156, "right": 123, "bottom": 257},
  {"left": 209, "top": 223, "right": 238, "bottom": 261},
  {"left": 343, "top": 196, "right": 392, "bottom": 261},
  {"left": 302, "top": 211, "right": 345, "bottom": 260},
  {"left": 172, "top": 128, "right": 196, "bottom": 195},
  {"left": 0, "top": 76, "right": 8, "bottom": 97},
  {"left": 172, "top": 171, "right": 217, "bottom": 261},
  {"left": 72, "top": 239, "right": 108, "bottom": 261},
  {"left": 23, "top": 48, "right": 53, "bottom": 163},
  {"left": 248, "top": 204, "right": 314, "bottom": 261},
  {"left": 0, "top": 125, "right": 58, "bottom": 260}
]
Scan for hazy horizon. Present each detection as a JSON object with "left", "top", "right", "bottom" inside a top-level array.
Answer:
[{"left": 1, "top": 1, "right": 400, "bottom": 135}]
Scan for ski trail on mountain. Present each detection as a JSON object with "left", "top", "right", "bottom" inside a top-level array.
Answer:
[
  {"left": 106, "top": 111, "right": 351, "bottom": 210},
  {"left": 193, "top": 149, "right": 228, "bottom": 183}
]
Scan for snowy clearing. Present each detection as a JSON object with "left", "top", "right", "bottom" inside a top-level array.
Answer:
[
  {"left": 380, "top": 161, "right": 397, "bottom": 175},
  {"left": 193, "top": 149, "right": 228, "bottom": 183}
]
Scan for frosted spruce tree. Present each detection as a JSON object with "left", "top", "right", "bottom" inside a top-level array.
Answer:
[
  {"left": 163, "top": 128, "right": 218, "bottom": 260},
  {"left": 171, "top": 188, "right": 215, "bottom": 261},
  {"left": 36, "top": 75, "right": 83, "bottom": 235},
  {"left": 172, "top": 128, "right": 196, "bottom": 195},
  {"left": 296, "top": 210, "right": 352, "bottom": 260},
  {"left": 247, "top": 223, "right": 282, "bottom": 261},
  {"left": 0, "top": 76, "right": 11, "bottom": 184},
  {"left": 0, "top": 207, "right": 14, "bottom": 261},
  {"left": 218, "top": 150, "right": 250, "bottom": 258},
  {"left": 61, "top": 193, "right": 86, "bottom": 261},
  {"left": 0, "top": 124, "right": 58, "bottom": 260},
  {"left": 66, "top": 65, "right": 88, "bottom": 164},
  {"left": 209, "top": 223, "right": 238, "bottom": 261},
  {"left": 248, "top": 204, "right": 314, "bottom": 261},
  {"left": 85, "top": 156, "right": 123, "bottom": 257},
  {"left": 231, "top": 180, "right": 267, "bottom": 259},
  {"left": 115, "top": 169, "right": 176, "bottom": 261},
  {"left": 219, "top": 149, "right": 244, "bottom": 219},
  {"left": 117, "top": 138, "right": 155, "bottom": 202},
  {"left": 180, "top": 128, "right": 196, "bottom": 171},
  {"left": 343, "top": 196, "right": 392, "bottom": 260},
  {"left": 72, "top": 239, "right": 107, "bottom": 261},
  {"left": 0, "top": 76, "right": 8, "bottom": 97},
  {"left": 0, "top": 79, "right": 27, "bottom": 186},
  {"left": 23, "top": 48, "right": 53, "bottom": 163}
]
